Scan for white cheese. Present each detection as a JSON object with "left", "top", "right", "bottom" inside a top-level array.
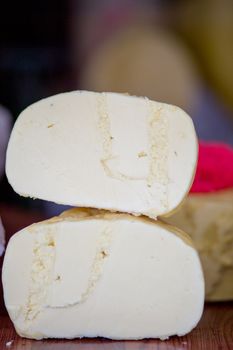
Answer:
[
  {"left": 2, "top": 210, "right": 204, "bottom": 340},
  {"left": 165, "top": 190, "right": 233, "bottom": 301},
  {"left": 6, "top": 91, "right": 197, "bottom": 219}
]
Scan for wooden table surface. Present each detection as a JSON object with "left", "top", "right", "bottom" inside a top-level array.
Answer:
[{"left": 0, "top": 303, "right": 232, "bottom": 350}]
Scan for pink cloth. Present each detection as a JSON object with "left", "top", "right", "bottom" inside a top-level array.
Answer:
[{"left": 191, "top": 142, "right": 233, "bottom": 193}]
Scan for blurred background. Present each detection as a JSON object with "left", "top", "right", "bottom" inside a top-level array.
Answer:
[{"left": 0, "top": 0, "right": 233, "bottom": 242}]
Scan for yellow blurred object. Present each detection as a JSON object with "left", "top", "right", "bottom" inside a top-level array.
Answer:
[
  {"left": 81, "top": 25, "right": 200, "bottom": 111},
  {"left": 175, "top": 0, "right": 233, "bottom": 111}
]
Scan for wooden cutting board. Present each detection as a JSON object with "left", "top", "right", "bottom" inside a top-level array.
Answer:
[{"left": 0, "top": 303, "right": 232, "bottom": 349}]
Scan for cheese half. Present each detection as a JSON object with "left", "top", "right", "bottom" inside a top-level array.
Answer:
[
  {"left": 2, "top": 210, "right": 204, "bottom": 340},
  {"left": 6, "top": 91, "right": 197, "bottom": 218},
  {"left": 165, "top": 190, "right": 233, "bottom": 301}
]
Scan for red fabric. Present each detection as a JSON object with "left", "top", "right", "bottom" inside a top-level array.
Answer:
[{"left": 191, "top": 142, "right": 233, "bottom": 193}]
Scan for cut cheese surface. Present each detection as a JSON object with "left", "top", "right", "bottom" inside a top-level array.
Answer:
[
  {"left": 166, "top": 190, "right": 233, "bottom": 301},
  {"left": 6, "top": 91, "right": 197, "bottom": 218},
  {"left": 2, "top": 210, "right": 204, "bottom": 340}
]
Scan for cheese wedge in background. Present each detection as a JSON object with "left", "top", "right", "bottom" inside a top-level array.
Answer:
[
  {"left": 2, "top": 210, "right": 204, "bottom": 340},
  {"left": 6, "top": 91, "right": 197, "bottom": 219},
  {"left": 165, "top": 190, "right": 233, "bottom": 301}
]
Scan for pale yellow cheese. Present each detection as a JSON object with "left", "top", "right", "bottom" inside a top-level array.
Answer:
[{"left": 165, "top": 190, "right": 233, "bottom": 301}]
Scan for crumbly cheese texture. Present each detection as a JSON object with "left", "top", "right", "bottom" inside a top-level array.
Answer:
[
  {"left": 6, "top": 91, "right": 197, "bottom": 218},
  {"left": 2, "top": 210, "right": 204, "bottom": 340},
  {"left": 166, "top": 190, "right": 233, "bottom": 301},
  {"left": 0, "top": 217, "right": 5, "bottom": 256}
]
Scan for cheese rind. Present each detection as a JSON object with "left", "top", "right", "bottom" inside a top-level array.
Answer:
[
  {"left": 6, "top": 91, "right": 197, "bottom": 218},
  {"left": 166, "top": 190, "right": 233, "bottom": 301},
  {"left": 2, "top": 211, "right": 204, "bottom": 340}
]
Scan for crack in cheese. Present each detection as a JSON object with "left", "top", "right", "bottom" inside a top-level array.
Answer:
[
  {"left": 147, "top": 103, "right": 169, "bottom": 188},
  {"left": 2, "top": 211, "right": 204, "bottom": 340},
  {"left": 25, "top": 230, "right": 56, "bottom": 322}
]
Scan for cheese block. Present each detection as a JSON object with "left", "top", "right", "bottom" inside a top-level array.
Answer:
[
  {"left": 6, "top": 91, "right": 197, "bottom": 219},
  {"left": 166, "top": 190, "right": 233, "bottom": 301},
  {"left": 2, "top": 209, "right": 204, "bottom": 340},
  {"left": 0, "top": 217, "right": 5, "bottom": 256}
]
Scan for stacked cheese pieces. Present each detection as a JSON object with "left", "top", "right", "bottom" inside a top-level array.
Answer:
[{"left": 2, "top": 91, "right": 204, "bottom": 340}]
